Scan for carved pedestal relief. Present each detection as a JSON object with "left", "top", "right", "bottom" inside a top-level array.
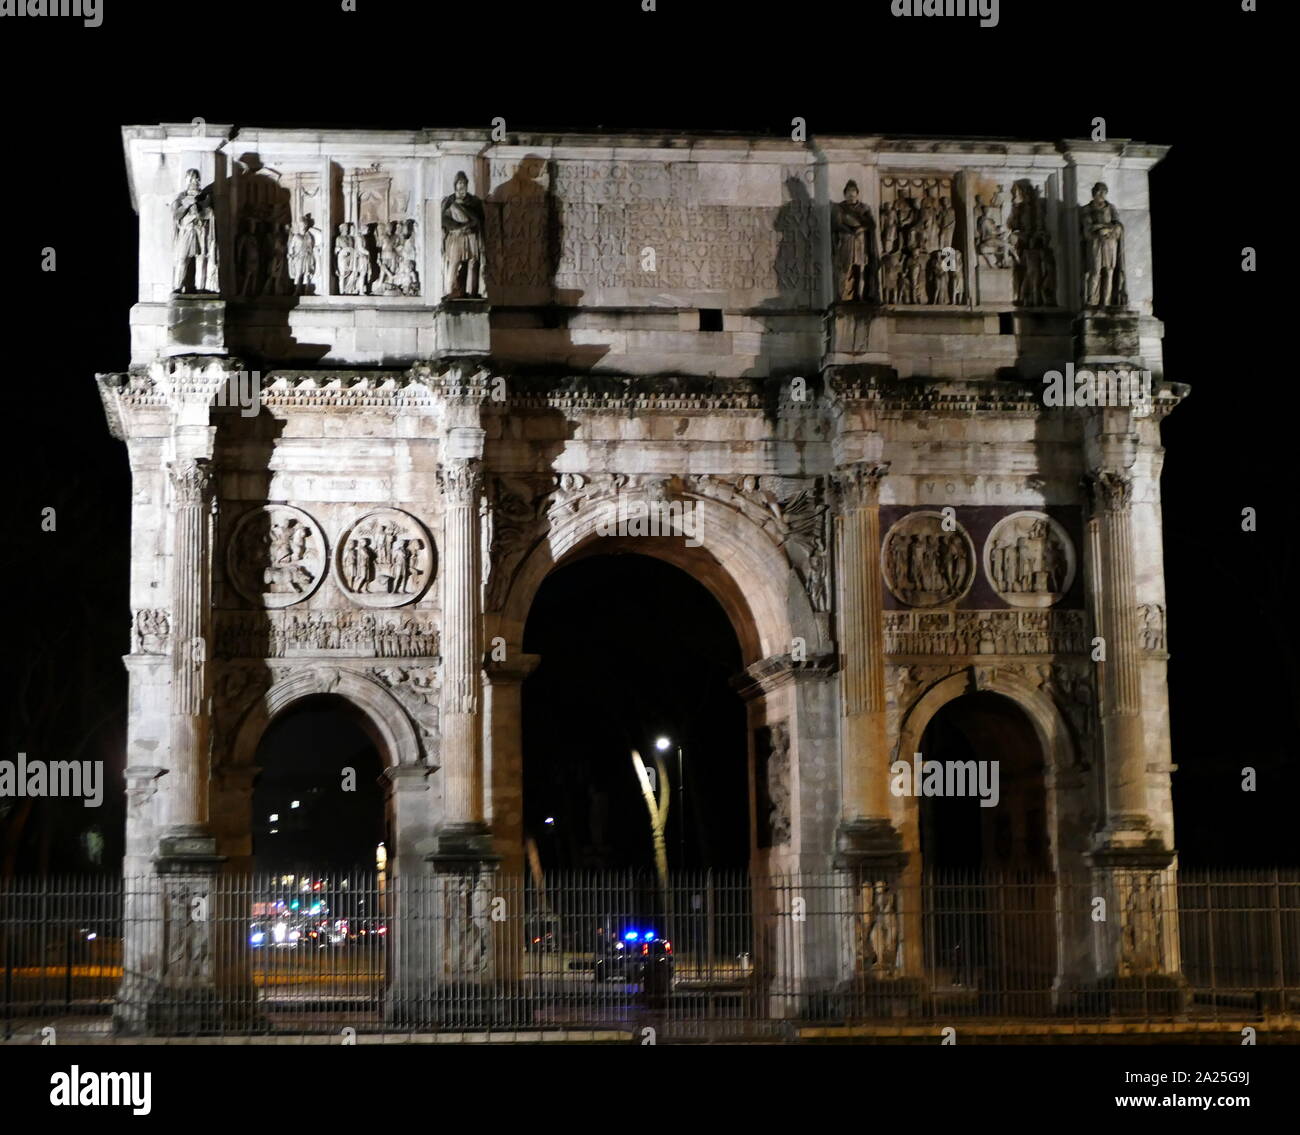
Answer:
[
  {"left": 879, "top": 175, "right": 963, "bottom": 306},
  {"left": 983, "top": 512, "right": 1076, "bottom": 608},
  {"left": 882, "top": 511, "right": 975, "bottom": 608},
  {"left": 756, "top": 722, "right": 792, "bottom": 848},
  {"left": 133, "top": 609, "right": 171, "bottom": 654},
  {"left": 226, "top": 505, "right": 327, "bottom": 608},
  {"left": 335, "top": 509, "right": 434, "bottom": 607}
]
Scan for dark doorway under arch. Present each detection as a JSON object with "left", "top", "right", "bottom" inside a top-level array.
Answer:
[
  {"left": 521, "top": 552, "right": 749, "bottom": 872},
  {"left": 916, "top": 691, "right": 1056, "bottom": 1008},
  {"left": 918, "top": 691, "right": 1050, "bottom": 874},
  {"left": 251, "top": 694, "right": 387, "bottom": 875}
]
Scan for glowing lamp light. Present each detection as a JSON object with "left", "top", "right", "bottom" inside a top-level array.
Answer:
[
  {"left": 544, "top": 817, "right": 555, "bottom": 825},
  {"left": 655, "top": 736, "right": 671, "bottom": 752},
  {"left": 291, "top": 800, "right": 300, "bottom": 809}
]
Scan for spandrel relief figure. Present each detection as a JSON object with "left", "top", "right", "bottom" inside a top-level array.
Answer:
[
  {"left": 172, "top": 168, "right": 219, "bottom": 294},
  {"left": 832, "top": 180, "right": 876, "bottom": 302},
  {"left": 441, "top": 171, "right": 487, "bottom": 299},
  {"left": 1081, "top": 181, "right": 1127, "bottom": 307}
]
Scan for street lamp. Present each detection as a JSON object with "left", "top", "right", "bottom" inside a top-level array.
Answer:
[{"left": 655, "top": 736, "right": 685, "bottom": 871}]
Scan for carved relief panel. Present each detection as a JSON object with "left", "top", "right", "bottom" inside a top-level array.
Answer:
[
  {"left": 334, "top": 164, "right": 421, "bottom": 297},
  {"left": 334, "top": 508, "right": 435, "bottom": 608},
  {"left": 226, "top": 505, "right": 328, "bottom": 608},
  {"left": 882, "top": 511, "right": 976, "bottom": 607},
  {"left": 879, "top": 174, "right": 963, "bottom": 306},
  {"left": 982, "top": 511, "right": 1076, "bottom": 609}
]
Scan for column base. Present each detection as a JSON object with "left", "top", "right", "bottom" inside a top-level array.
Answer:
[
  {"left": 833, "top": 818, "right": 907, "bottom": 871},
  {"left": 166, "top": 297, "right": 227, "bottom": 356},
  {"left": 831, "top": 976, "right": 929, "bottom": 1021},
  {"left": 154, "top": 830, "right": 225, "bottom": 874},
  {"left": 434, "top": 300, "right": 490, "bottom": 358},
  {"left": 426, "top": 824, "right": 500, "bottom": 871},
  {"left": 1072, "top": 310, "right": 1140, "bottom": 361},
  {"left": 384, "top": 984, "right": 530, "bottom": 1030},
  {"left": 1061, "top": 974, "right": 1190, "bottom": 1018}
]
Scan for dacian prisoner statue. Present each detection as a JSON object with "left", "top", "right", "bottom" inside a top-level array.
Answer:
[{"left": 172, "top": 168, "right": 219, "bottom": 294}]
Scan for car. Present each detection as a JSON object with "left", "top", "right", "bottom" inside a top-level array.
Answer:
[{"left": 594, "top": 929, "right": 674, "bottom": 990}]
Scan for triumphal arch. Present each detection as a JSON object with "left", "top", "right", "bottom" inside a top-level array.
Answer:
[{"left": 99, "top": 124, "right": 1184, "bottom": 1029}]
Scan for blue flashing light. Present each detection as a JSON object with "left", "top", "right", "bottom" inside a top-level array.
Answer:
[
  {"left": 250, "top": 931, "right": 265, "bottom": 945},
  {"left": 623, "top": 930, "right": 639, "bottom": 941},
  {"left": 644, "top": 930, "right": 655, "bottom": 941}
]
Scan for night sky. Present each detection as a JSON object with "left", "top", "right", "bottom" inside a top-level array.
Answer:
[{"left": 5, "top": 5, "right": 1289, "bottom": 874}]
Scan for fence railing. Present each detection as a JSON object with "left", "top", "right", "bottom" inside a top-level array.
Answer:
[{"left": 2, "top": 869, "right": 1297, "bottom": 1038}]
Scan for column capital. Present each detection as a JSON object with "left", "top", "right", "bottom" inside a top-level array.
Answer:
[
  {"left": 1083, "top": 468, "right": 1133, "bottom": 515},
  {"left": 437, "top": 458, "right": 483, "bottom": 503},
  {"left": 167, "top": 456, "right": 215, "bottom": 504},
  {"left": 832, "top": 461, "right": 890, "bottom": 510}
]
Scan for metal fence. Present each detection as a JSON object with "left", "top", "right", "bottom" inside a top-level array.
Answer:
[{"left": 2, "top": 869, "right": 1297, "bottom": 1040}]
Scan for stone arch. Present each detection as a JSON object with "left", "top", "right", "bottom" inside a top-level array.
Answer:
[
  {"left": 893, "top": 667, "right": 1084, "bottom": 996},
  {"left": 897, "top": 668, "right": 1077, "bottom": 780},
  {"left": 485, "top": 489, "right": 831, "bottom": 875},
  {"left": 497, "top": 493, "right": 824, "bottom": 666},
  {"left": 228, "top": 668, "right": 424, "bottom": 772}
]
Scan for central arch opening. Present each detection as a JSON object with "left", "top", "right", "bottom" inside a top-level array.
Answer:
[
  {"left": 521, "top": 552, "right": 749, "bottom": 873},
  {"left": 916, "top": 691, "right": 1056, "bottom": 1011},
  {"left": 249, "top": 694, "right": 389, "bottom": 1012}
]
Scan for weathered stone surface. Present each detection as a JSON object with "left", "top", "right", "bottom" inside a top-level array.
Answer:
[{"left": 102, "top": 126, "right": 1184, "bottom": 1016}]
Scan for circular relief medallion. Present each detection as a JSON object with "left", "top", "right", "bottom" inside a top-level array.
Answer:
[
  {"left": 227, "top": 505, "right": 327, "bottom": 609},
  {"left": 983, "top": 511, "right": 1076, "bottom": 609},
  {"left": 881, "top": 511, "right": 976, "bottom": 607},
  {"left": 335, "top": 508, "right": 435, "bottom": 608}
]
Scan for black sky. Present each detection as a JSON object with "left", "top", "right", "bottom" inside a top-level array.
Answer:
[{"left": 5, "top": 3, "right": 1288, "bottom": 871}]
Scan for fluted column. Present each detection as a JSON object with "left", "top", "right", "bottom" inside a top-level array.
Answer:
[
  {"left": 165, "top": 457, "right": 214, "bottom": 839},
  {"left": 832, "top": 461, "right": 902, "bottom": 862},
  {"left": 1086, "top": 469, "right": 1149, "bottom": 829},
  {"left": 433, "top": 456, "right": 493, "bottom": 861}
]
